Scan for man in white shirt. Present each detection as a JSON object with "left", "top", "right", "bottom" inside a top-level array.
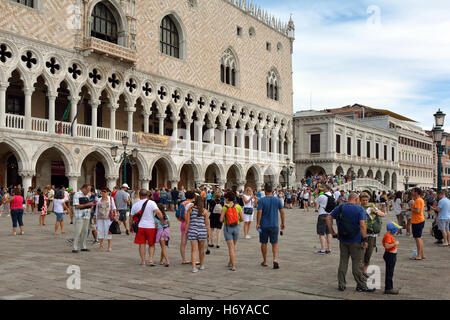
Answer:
[
  {"left": 130, "top": 189, "right": 165, "bottom": 266},
  {"left": 334, "top": 189, "right": 341, "bottom": 203},
  {"left": 314, "top": 185, "right": 334, "bottom": 254}
]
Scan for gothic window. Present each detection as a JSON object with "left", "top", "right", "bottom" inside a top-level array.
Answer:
[
  {"left": 15, "top": 0, "right": 34, "bottom": 7},
  {"left": 220, "top": 48, "right": 237, "bottom": 87},
  {"left": 267, "top": 69, "right": 280, "bottom": 101},
  {"left": 160, "top": 16, "right": 180, "bottom": 58},
  {"left": 91, "top": 2, "right": 118, "bottom": 44}
]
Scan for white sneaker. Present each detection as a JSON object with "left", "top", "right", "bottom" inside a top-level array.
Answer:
[
  {"left": 192, "top": 268, "right": 199, "bottom": 273},
  {"left": 13, "top": 232, "right": 16, "bottom": 236},
  {"left": 199, "top": 265, "right": 206, "bottom": 270},
  {"left": 20, "top": 231, "right": 24, "bottom": 235},
  {"left": 245, "top": 235, "right": 251, "bottom": 239}
]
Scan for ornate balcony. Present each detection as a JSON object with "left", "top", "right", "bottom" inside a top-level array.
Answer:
[{"left": 81, "top": 37, "right": 137, "bottom": 64}]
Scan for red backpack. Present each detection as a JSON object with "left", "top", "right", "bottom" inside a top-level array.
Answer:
[{"left": 224, "top": 204, "right": 239, "bottom": 227}]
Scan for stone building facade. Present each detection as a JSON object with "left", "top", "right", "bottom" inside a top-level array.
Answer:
[
  {"left": 293, "top": 110, "right": 401, "bottom": 190},
  {"left": 0, "top": 0, "right": 295, "bottom": 192}
]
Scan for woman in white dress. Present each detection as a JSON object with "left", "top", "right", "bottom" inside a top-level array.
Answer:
[
  {"left": 95, "top": 188, "right": 117, "bottom": 252},
  {"left": 243, "top": 187, "right": 256, "bottom": 239}
]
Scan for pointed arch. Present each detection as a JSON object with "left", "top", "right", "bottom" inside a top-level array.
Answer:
[
  {"left": 31, "top": 142, "right": 76, "bottom": 175},
  {"left": 267, "top": 67, "right": 281, "bottom": 101},
  {"left": 0, "top": 138, "right": 31, "bottom": 172},
  {"left": 220, "top": 46, "right": 239, "bottom": 87},
  {"left": 160, "top": 12, "right": 186, "bottom": 59}
]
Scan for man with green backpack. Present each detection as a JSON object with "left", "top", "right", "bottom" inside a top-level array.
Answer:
[{"left": 360, "top": 192, "right": 385, "bottom": 278}]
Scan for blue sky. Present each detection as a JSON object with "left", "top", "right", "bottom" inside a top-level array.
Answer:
[{"left": 256, "top": 0, "right": 450, "bottom": 131}]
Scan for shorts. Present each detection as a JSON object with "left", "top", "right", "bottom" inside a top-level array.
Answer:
[
  {"left": 26, "top": 200, "right": 33, "bottom": 205},
  {"left": 134, "top": 227, "right": 156, "bottom": 245},
  {"left": 209, "top": 213, "right": 223, "bottom": 229},
  {"left": 287, "top": 198, "right": 292, "bottom": 204},
  {"left": 316, "top": 215, "right": 330, "bottom": 235},
  {"left": 244, "top": 212, "right": 254, "bottom": 223},
  {"left": 438, "top": 219, "right": 450, "bottom": 231},
  {"left": 161, "top": 198, "right": 168, "bottom": 205},
  {"left": 118, "top": 210, "right": 129, "bottom": 222},
  {"left": 54, "top": 212, "right": 64, "bottom": 222},
  {"left": 363, "top": 236, "right": 377, "bottom": 265},
  {"left": 223, "top": 225, "right": 240, "bottom": 241},
  {"left": 412, "top": 221, "right": 425, "bottom": 238},
  {"left": 259, "top": 226, "right": 279, "bottom": 244},
  {"left": 180, "top": 221, "right": 186, "bottom": 235}
]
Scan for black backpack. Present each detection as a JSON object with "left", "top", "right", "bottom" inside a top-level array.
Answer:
[
  {"left": 336, "top": 205, "right": 360, "bottom": 240},
  {"left": 324, "top": 194, "right": 337, "bottom": 213}
]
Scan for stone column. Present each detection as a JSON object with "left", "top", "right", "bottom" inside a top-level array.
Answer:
[
  {"left": 170, "top": 180, "right": 180, "bottom": 190},
  {"left": 194, "top": 120, "right": 203, "bottom": 142},
  {"left": 287, "top": 135, "right": 293, "bottom": 161},
  {"left": 228, "top": 126, "right": 236, "bottom": 148},
  {"left": 126, "top": 107, "right": 135, "bottom": 138},
  {"left": 238, "top": 128, "right": 245, "bottom": 156},
  {"left": 140, "top": 179, "right": 150, "bottom": 190},
  {"left": 271, "top": 128, "right": 279, "bottom": 154},
  {"left": 70, "top": 96, "right": 81, "bottom": 137},
  {"left": 68, "top": 175, "right": 79, "bottom": 191},
  {"left": 280, "top": 135, "right": 285, "bottom": 156},
  {"left": 257, "top": 128, "right": 263, "bottom": 160},
  {"left": 158, "top": 114, "right": 165, "bottom": 135},
  {"left": 185, "top": 120, "right": 192, "bottom": 151},
  {"left": 237, "top": 180, "right": 246, "bottom": 192},
  {"left": 218, "top": 124, "right": 226, "bottom": 146},
  {"left": 20, "top": 171, "right": 34, "bottom": 194},
  {"left": 218, "top": 180, "right": 226, "bottom": 190},
  {"left": 110, "top": 103, "right": 118, "bottom": 141},
  {"left": 171, "top": 116, "right": 179, "bottom": 140},
  {"left": 107, "top": 176, "right": 119, "bottom": 191},
  {"left": 0, "top": 82, "right": 7, "bottom": 128},
  {"left": 24, "top": 87, "right": 34, "bottom": 131},
  {"left": 47, "top": 91, "right": 58, "bottom": 134},
  {"left": 143, "top": 111, "right": 150, "bottom": 133},
  {"left": 248, "top": 128, "right": 254, "bottom": 158},
  {"left": 91, "top": 99, "right": 100, "bottom": 139}
]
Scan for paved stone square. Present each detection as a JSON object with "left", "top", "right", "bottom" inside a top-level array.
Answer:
[{"left": 0, "top": 208, "right": 448, "bottom": 300}]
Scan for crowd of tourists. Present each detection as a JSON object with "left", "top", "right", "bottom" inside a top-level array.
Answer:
[{"left": 1, "top": 179, "right": 449, "bottom": 295}]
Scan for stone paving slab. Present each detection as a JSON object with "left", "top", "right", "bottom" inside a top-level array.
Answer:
[{"left": 0, "top": 208, "right": 449, "bottom": 300}]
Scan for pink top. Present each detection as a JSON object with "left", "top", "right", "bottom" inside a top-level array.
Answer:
[{"left": 10, "top": 196, "right": 24, "bottom": 210}]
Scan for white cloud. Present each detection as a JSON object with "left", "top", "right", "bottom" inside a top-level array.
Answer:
[{"left": 260, "top": 0, "right": 450, "bottom": 132}]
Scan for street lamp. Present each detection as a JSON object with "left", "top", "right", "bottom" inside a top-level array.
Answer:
[
  {"left": 111, "top": 135, "right": 138, "bottom": 185},
  {"left": 282, "top": 157, "right": 294, "bottom": 189},
  {"left": 432, "top": 109, "right": 446, "bottom": 191}
]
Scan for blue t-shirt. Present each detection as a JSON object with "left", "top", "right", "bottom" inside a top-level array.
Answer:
[
  {"left": 330, "top": 203, "right": 366, "bottom": 243},
  {"left": 438, "top": 198, "right": 450, "bottom": 220},
  {"left": 206, "top": 193, "right": 212, "bottom": 201},
  {"left": 257, "top": 196, "right": 283, "bottom": 228},
  {"left": 257, "top": 192, "right": 261, "bottom": 199},
  {"left": 155, "top": 215, "right": 169, "bottom": 229}
]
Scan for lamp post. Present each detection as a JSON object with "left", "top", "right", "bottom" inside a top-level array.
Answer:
[
  {"left": 282, "top": 157, "right": 294, "bottom": 189},
  {"left": 432, "top": 109, "right": 446, "bottom": 192},
  {"left": 111, "top": 135, "right": 139, "bottom": 185}
]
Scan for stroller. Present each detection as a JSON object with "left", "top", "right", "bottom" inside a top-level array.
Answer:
[{"left": 431, "top": 221, "right": 443, "bottom": 244}]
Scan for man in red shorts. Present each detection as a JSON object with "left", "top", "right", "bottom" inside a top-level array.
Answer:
[{"left": 130, "top": 189, "right": 165, "bottom": 266}]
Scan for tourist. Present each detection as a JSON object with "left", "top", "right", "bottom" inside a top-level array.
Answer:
[
  {"left": 185, "top": 194, "right": 210, "bottom": 272},
  {"left": 171, "top": 187, "right": 179, "bottom": 211},
  {"left": 38, "top": 188, "right": 48, "bottom": 226},
  {"left": 72, "top": 185, "right": 96, "bottom": 253},
  {"left": 153, "top": 188, "right": 161, "bottom": 204},
  {"left": 131, "top": 190, "right": 140, "bottom": 205},
  {"left": 256, "top": 184, "right": 286, "bottom": 269},
  {"left": 393, "top": 191, "right": 406, "bottom": 235},
  {"left": 1, "top": 187, "right": 11, "bottom": 216},
  {"left": 303, "top": 188, "right": 310, "bottom": 212},
  {"left": 47, "top": 185, "right": 54, "bottom": 213},
  {"left": 178, "top": 190, "right": 195, "bottom": 264},
  {"left": 167, "top": 188, "right": 173, "bottom": 211},
  {"left": 360, "top": 192, "right": 385, "bottom": 277},
  {"left": 208, "top": 198, "right": 223, "bottom": 248},
  {"left": 88, "top": 185, "right": 99, "bottom": 244},
  {"left": 243, "top": 187, "right": 256, "bottom": 239},
  {"left": 95, "top": 187, "right": 116, "bottom": 252},
  {"left": 68, "top": 187, "right": 75, "bottom": 224},
  {"left": 155, "top": 204, "right": 171, "bottom": 267},
  {"left": 382, "top": 222, "right": 401, "bottom": 294},
  {"left": 115, "top": 183, "right": 131, "bottom": 235},
  {"left": 431, "top": 190, "right": 450, "bottom": 246},
  {"left": 410, "top": 187, "right": 425, "bottom": 260},
  {"left": 8, "top": 188, "right": 24, "bottom": 235},
  {"left": 160, "top": 187, "right": 168, "bottom": 211},
  {"left": 380, "top": 191, "right": 388, "bottom": 214},
  {"left": 326, "top": 193, "right": 375, "bottom": 293},
  {"left": 53, "top": 189, "right": 69, "bottom": 235},
  {"left": 314, "top": 185, "right": 335, "bottom": 254},
  {"left": 425, "top": 190, "right": 435, "bottom": 220},
  {"left": 130, "top": 189, "right": 165, "bottom": 266},
  {"left": 34, "top": 189, "right": 39, "bottom": 215},
  {"left": 25, "top": 187, "right": 34, "bottom": 214},
  {"left": 178, "top": 186, "right": 186, "bottom": 207},
  {"left": 220, "top": 191, "right": 244, "bottom": 271}
]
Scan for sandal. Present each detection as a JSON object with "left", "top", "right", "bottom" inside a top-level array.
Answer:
[
  {"left": 273, "top": 262, "right": 280, "bottom": 269},
  {"left": 409, "top": 257, "right": 422, "bottom": 261},
  {"left": 182, "top": 261, "right": 192, "bottom": 265},
  {"left": 261, "top": 262, "right": 268, "bottom": 267}
]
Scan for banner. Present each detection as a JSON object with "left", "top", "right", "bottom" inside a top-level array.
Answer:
[{"left": 138, "top": 132, "right": 169, "bottom": 148}]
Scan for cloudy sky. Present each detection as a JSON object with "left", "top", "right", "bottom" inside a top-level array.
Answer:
[{"left": 257, "top": 0, "right": 450, "bottom": 132}]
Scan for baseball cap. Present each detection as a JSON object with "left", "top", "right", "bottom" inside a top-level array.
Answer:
[
  {"left": 121, "top": 183, "right": 130, "bottom": 189},
  {"left": 387, "top": 222, "right": 401, "bottom": 234},
  {"left": 66, "top": 187, "right": 73, "bottom": 192}
]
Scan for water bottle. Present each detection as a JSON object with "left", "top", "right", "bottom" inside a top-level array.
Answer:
[
  {"left": 258, "top": 228, "right": 262, "bottom": 234},
  {"left": 412, "top": 248, "right": 417, "bottom": 257}
]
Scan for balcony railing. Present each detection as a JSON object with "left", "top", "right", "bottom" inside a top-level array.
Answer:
[
  {"left": 97, "top": 127, "right": 110, "bottom": 140},
  {"left": 31, "top": 118, "right": 48, "bottom": 133},
  {"left": 5, "top": 114, "right": 24, "bottom": 130},
  {"left": 77, "top": 124, "right": 91, "bottom": 138},
  {"left": 82, "top": 37, "right": 137, "bottom": 64}
]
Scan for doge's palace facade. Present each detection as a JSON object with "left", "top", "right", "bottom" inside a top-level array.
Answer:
[{"left": 0, "top": 0, "right": 295, "bottom": 192}]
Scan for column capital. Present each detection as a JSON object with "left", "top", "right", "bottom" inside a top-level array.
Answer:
[
  {"left": 0, "top": 81, "right": 8, "bottom": 89},
  {"left": 194, "top": 120, "right": 204, "bottom": 126},
  {"left": 110, "top": 103, "right": 119, "bottom": 111},
  {"left": 47, "top": 91, "right": 58, "bottom": 99},
  {"left": 157, "top": 114, "right": 166, "bottom": 119},
  {"left": 106, "top": 175, "right": 119, "bottom": 181},
  {"left": 91, "top": 99, "right": 101, "bottom": 107},
  {"left": 207, "top": 123, "right": 216, "bottom": 130},
  {"left": 125, "top": 107, "right": 136, "bottom": 113},
  {"left": 24, "top": 87, "right": 35, "bottom": 95},
  {"left": 19, "top": 170, "right": 35, "bottom": 178},
  {"left": 171, "top": 116, "right": 180, "bottom": 123},
  {"left": 185, "top": 119, "right": 193, "bottom": 126}
]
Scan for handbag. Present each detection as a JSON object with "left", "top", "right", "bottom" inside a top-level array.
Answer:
[
  {"left": 131, "top": 200, "right": 149, "bottom": 233},
  {"left": 109, "top": 197, "right": 115, "bottom": 221},
  {"left": 109, "top": 220, "right": 121, "bottom": 235}
]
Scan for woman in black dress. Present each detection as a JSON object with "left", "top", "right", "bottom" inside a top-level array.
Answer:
[{"left": 208, "top": 198, "right": 223, "bottom": 248}]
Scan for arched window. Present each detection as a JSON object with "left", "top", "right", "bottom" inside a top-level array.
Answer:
[
  {"left": 160, "top": 16, "right": 180, "bottom": 58},
  {"left": 15, "top": 0, "right": 34, "bottom": 7},
  {"left": 91, "top": 2, "right": 118, "bottom": 44},
  {"left": 267, "top": 69, "right": 280, "bottom": 101},
  {"left": 221, "top": 48, "right": 237, "bottom": 87}
]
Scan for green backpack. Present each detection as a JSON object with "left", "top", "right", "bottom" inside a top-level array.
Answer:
[{"left": 366, "top": 208, "right": 382, "bottom": 234}]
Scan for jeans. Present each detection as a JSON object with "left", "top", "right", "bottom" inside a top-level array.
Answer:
[
  {"left": 383, "top": 252, "right": 396, "bottom": 290},
  {"left": 338, "top": 241, "right": 367, "bottom": 288},
  {"left": 11, "top": 209, "right": 24, "bottom": 228},
  {"left": 73, "top": 218, "right": 90, "bottom": 251}
]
